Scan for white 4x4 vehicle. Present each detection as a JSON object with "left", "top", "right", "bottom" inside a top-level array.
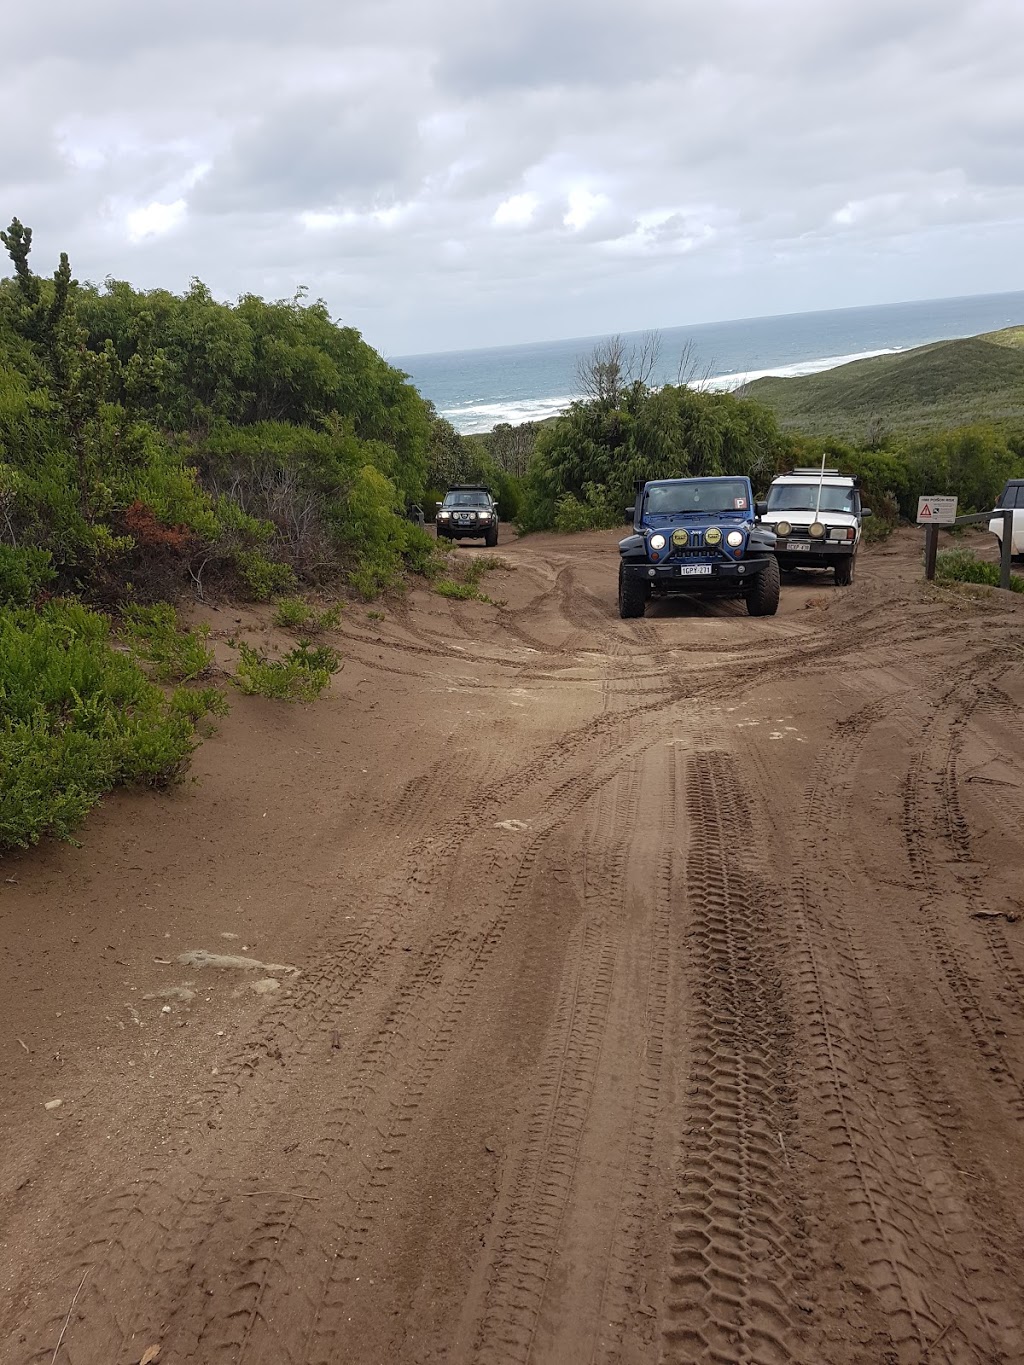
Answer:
[
  {"left": 988, "top": 480, "right": 1024, "bottom": 559},
  {"left": 762, "top": 468, "right": 871, "bottom": 587}
]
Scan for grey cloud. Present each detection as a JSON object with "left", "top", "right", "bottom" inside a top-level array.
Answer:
[
  {"left": 432, "top": 0, "right": 698, "bottom": 95},
  {"left": 193, "top": 89, "right": 425, "bottom": 214}
]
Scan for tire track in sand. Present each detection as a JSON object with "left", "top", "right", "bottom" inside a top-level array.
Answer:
[{"left": 658, "top": 750, "right": 804, "bottom": 1365}]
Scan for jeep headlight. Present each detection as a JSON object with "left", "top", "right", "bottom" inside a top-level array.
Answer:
[
  {"left": 705, "top": 527, "right": 722, "bottom": 546},
  {"left": 809, "top": 521, "right": 826, "bottom": 539},
  {"left": 776, "top": 520, "right": 791, "bottom": 537},
  {"left": 438, "top": 510, "right": 451, "bottom": 519},
  {"left": 726, "top": 530, "right": 744, "bottom": 547},
  {"left": 649, "top": 533, "right": 667, "bottom": 550}
]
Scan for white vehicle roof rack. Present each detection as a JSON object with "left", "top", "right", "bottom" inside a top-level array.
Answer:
[{"left": 785, "top": 467, "right": 844, "bottom": 477}]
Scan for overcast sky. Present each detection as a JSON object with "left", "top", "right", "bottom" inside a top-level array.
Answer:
[{"left": 3, "top": 0, "right": 1024, "bottom": 355}]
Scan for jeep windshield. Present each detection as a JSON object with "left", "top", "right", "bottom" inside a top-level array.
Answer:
[
  {"left": 643, "top": 479, "right": 749, "bottom": 516},
  {"left": 768, "top": 484, "right": 856, "bottom": 514},
  {"left": 443, "top": 492, "right": 490, "bottom": 508}
]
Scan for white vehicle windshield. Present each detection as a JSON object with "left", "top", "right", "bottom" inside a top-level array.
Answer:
[
  {"left": 768, "top": 483, "right": 856, "bottom": 514},
  {"left": 644, "top": 479, "right": 749, "bottom": 515},
  {"left": 444, "top": 492, "right": 490, "bottom": 508}
]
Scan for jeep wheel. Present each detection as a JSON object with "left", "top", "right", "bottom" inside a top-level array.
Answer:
[
  {"left": 618, "top": 565, "right": 647, "bottom": 618},
  {"left": 746, "top": 556, "right": 780, "bottom": 616},
  {"left": 485, "top": 524, "right": 499, "bottom": 547},
  {"left": 834, "top": 554, "right": 855, "bottom": 587}
]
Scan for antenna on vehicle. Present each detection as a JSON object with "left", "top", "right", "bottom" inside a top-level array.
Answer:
[{"left": 813, "top": 453, "right": 827, "bottom": 524}]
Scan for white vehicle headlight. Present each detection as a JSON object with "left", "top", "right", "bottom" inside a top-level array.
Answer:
[
  {"left": 649, "top": 533, "right": 667, "bottom": 550},
  {"left": 438, "top": 510, "right": 451, "bottom": 518},
  {"left": 726, "top": 530, "right": 744, "bottom": 547}
]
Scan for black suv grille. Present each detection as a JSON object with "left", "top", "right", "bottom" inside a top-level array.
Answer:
[{"left": 671, "top": 546, "right": 724, "bottom": 559}]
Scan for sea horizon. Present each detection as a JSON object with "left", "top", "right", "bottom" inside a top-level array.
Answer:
[{"left": 391, "top": 289, "right": 1024, "bottom": 434}]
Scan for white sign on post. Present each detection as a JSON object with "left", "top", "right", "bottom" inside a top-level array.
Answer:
[{"left": 917, "top": 496, "right": 958, "bottom": 525}]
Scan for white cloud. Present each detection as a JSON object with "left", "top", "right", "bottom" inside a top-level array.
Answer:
[
  {"left": 125, "top": 198, "right": 186, "bottom": 242},
  {"left": 493, "top": 193, "right": 540, "bottom": 228},
  {"left": 564, "top": 188, "right": 608, "bottom": 231}
]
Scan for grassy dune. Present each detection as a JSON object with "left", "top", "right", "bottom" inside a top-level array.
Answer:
[{"left": 739, "top": 329, "right": 1024, "bottom": 439}]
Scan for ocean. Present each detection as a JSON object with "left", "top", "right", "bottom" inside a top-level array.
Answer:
[{"left": 391, "top": 291, "right": 1024, "bottom": 434}]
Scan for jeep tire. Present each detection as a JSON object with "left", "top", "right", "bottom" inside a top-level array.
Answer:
[
  {"left": 834, "top": 554, "right": 855, "bottom": 587},
  {"left": 746, "top": 556, "right": 780, "bottom": 616},
  {"left": 618, "top": 565, "right": 647, "bottom": 618},
  {"left": 485, "top": 524, "right": 499, "bottom": 547}
]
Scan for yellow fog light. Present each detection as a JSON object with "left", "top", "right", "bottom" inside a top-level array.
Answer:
[
  {"left": 705, "top": 526, "right": 722, "bottom": 546},
  {"left": 776, "top": 520, "right": 791, "bottom": 537},
  {"left": 671, "top": 528, "right": 689, "bottom": 547},
  {"left": 809, "top": 521, "right": 826, "bottom": 539}
]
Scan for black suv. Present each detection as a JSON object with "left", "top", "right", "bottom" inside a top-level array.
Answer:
[{"left": 436, "top": 486, "right": 499, "bottom": 546}]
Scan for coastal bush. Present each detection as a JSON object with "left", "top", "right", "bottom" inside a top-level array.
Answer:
[
  {"left": 0, "top": 216, "right": 443, "bottom": 846},
  {"left": 0, "top": 600, "right": 222, "bottom": 849},
  {"left": 0, "top": 218, "right": 437, "bottom": 605},
  {"left": 432, "top": 552, "right": 507, "bottom": 604},
  {"left": 519, "top": 382, "right": 789, "bottom": 533},
  {"left": 232, "top": 640, "right": 340, "bottom": 702},
  {"left": 119, "top": 603, "right": 214, "bottom": 682},
  {"left": 0, "top": 545, "right": 56, "bottom": 605},
  {"left": 935, "top": 548, "right": 1024, "bottom": 593},
  {"left": 272, "top": 597, "right": 343, "bottom": 631},
  {"left": 434, "top": 579, "right": 480, "bottom": 600},
  {"left": 553, "top": 485, "right": 622, "bottom": 533},
  {"left": 234, "top": 548, "right": 298, "bottom": 601}
]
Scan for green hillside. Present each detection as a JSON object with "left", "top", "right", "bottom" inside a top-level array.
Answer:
[
  {"left": 738, "top": 333, "right": 1024, "bottom": 439},
  {"left": 981, "top": 325, "right": 1024, "bottom": 349}
]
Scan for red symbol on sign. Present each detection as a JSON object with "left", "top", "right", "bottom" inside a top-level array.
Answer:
[{"left": 920, "top": 504, "right": 933, "bottom": 518}]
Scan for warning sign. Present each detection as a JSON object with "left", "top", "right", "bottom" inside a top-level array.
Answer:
[{"left": 917, "top": 496, "right": 958, "bottom": 525}]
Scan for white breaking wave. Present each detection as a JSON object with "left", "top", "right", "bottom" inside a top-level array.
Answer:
[
  {"left": 703, "top": 347, "right": 903, "bottom": 391},
  {"left": 441, "top": 346, "right": 904, "bottom": 433},
  {"left": 441, "top": 394, "right": 575, "bottom": 433}
]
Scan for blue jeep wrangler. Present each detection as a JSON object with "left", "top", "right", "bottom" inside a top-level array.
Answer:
[{"left": 618, "top": 475, "right": 779, "bottom": 618}]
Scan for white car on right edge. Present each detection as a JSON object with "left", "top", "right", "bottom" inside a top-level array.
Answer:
[
  {"left": 762, "top": 468, "right": 871, "bottom": 587},
  {"left": 988, "top": 479, "right": 1024, "bottom": 559}
]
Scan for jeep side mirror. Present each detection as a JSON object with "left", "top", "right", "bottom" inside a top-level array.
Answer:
[
  {"left": 625, "top": 505, "right": 635, "bottom": 522},
  {"left": 755, "top": 500, "right": 768, "bottom": 517}
]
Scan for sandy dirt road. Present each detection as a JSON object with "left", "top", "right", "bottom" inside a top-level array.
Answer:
[{"left": 2, "top": 528, "right": 1024, "bottom": 1365}]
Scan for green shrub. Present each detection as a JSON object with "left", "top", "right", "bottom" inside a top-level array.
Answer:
[
  {"left": 402, "top": 523, "right": 441, "bottom": 576},
  {"left": 120, "top": 602, "right": 214, "bottom": 681},
  {"left": 553, "top": 487, "right": 621, "bottom": 533},
  {"left": 168, "top": 685, "right": 230, "bottom": 723},
  {"left": 0, "top": 600, "right": 221, "bottom": 849},
  {"left": 232, "top": 640, "right": 340, "bottom": 702},
  {"left": 463, "top": 554, "right": 507, "bottom": 584},
  {"left": 272, "top": 596, "right": 342, "bottom": 631},
  {"left": 435, "top": 579, "right": 480, "bottom": 600},
  {"left": 431, "top": 549, "right": 508, "bottom": 603},
  {"left": 935, "top": 547, "right": 1024, "bottom": 592},
  {"left": 234, "top": 549, "right": 298, "bottom": 601},
  {"left": 0, "top": 545, "right": 56, "bottom": 606}
]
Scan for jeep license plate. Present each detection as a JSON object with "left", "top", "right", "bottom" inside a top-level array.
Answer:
[
  {"left": 678, "top": 564, "right": 712, "bottom": 576},
  {"left": 788, "top": 541, "right": 811, "bottom": 551}
]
